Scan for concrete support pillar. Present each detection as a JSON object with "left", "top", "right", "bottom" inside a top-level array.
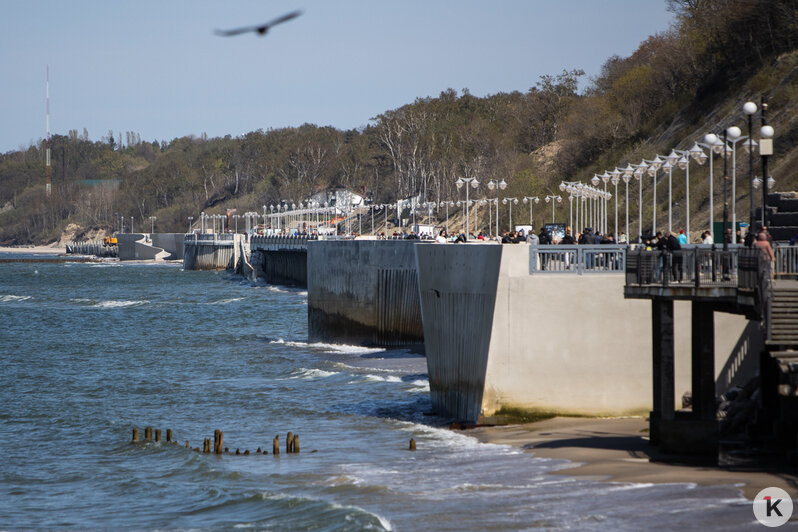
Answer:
[
  {"left": 650, "top": 298, "right": 674, "bottom": 444},
  {"left": 691, "top": 302, "right": 716, "bottom": 421}
]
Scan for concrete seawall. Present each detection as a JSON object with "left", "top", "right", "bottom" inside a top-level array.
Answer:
[
  {"left": 183, "top": 234, "right": 237, "bottom": 270},
  {"left": 307, "top": 240, "right": 425, "bottom": 346},
  {"left": 249, "top": 236, "right": 308, "bottom": 287},
  {"left": 416, "top": 244, "right": 762, "bottom": 422}
]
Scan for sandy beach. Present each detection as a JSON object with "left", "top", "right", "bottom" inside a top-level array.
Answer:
[{"left": 468, "top": 416, "right": 798, "bottom": 501}]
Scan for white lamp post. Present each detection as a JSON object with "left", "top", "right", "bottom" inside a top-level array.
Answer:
[
  {"left": 544, "top": 195, "right": 562, "bottom": 224},
  {"left": 503, "top": 197, "right": 518, "bottom": 232},
  {"left": 523, "top": 196, "right": 540, "bottom": 230},
  {"left": 456, "top": 177, "right": 480, "bottom": 240},
  {"left": 487, "top": 179, "right": 507, "bottom": 238},
  {"left": 622, "top": 164, "right": 633, "bottom": 242}
]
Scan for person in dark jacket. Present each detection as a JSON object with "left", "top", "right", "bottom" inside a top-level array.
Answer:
[{"left": 667, "top": 232, "right": 683, "bottom": 281}]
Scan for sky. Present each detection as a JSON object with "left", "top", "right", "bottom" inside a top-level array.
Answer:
[{"left": 0, "top": 0, "right": 674, "bottom": 154}]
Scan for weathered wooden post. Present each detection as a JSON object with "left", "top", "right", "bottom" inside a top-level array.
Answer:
[
  {"left": 186, "top": 440, "right": 190, "bottom": 449},
  {"left": 166, "top": 429, "right": 173, "bottom": 443},
  {"left": 286, "top": 432, "right": 293, "bottom": 453},
  {"left": 292, "top": 434, "right": 300, "bottom": 453},
  {"left": 409, "top": 438, "right": 416, "bottom": 451},
  {"left": 273, "top": 435, "right": 279, "bottom": 455},
  {"left": 216, "top": 431, "right": 223, "bottom": 455},
  {"left": 155, "top": 429, "right": 161, "bottom": 443},
  {"left": 145, "top": 426, "right": 153, "bottom": 442},
  {"left": 132, "top": 428, "right": 139, "bottom": 443},
  {"left": 203, "top": 438, "right": 210, "bottom": 453}
]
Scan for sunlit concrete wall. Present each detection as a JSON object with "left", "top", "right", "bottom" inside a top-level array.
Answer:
[{"left": 416, "top": 244, "right": 761, "bottom": 422}]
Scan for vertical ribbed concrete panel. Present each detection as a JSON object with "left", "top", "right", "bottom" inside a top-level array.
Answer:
[
  {"left": 415, "top": 244, "right": 502, "bottom": 422},
  {"left": 250, "top": 250, "right": 307, "bottom": 287},
  {"left": 182, "top": 242, "right": 235, "bottom": 270},
  {"left": 308, "top": 240, "right": 424, "bottom": 346}
]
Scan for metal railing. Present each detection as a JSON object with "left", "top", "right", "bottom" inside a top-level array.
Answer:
[
  {"left": 530, "top": 245, "right": 626, "bottom": 275},
  {"left": 775, "top": 244, "right": 798, "bottom": 278},
  {"left": 184, "top": 233, "right": 236, "bottom": 245},
  {"left": 623, "top": 245, "right": 777, "bottom": 291}
]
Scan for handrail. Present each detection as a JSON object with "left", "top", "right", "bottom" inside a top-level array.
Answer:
[{"left": 530, "top": 244, "right": 626, "bottom": 275}]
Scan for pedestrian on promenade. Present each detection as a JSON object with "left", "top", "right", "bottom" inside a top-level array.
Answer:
[
  {"left": 678, "top": 230, "right": 687, "bottom": 245},
  {"left": 435, "top": 230, "right": 447, "bottom": 244}
]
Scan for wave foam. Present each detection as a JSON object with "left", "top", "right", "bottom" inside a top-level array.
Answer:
[
  {"left": 207, "top": 297, "right": 245, "bottom": 305},
  {"left": 363, "top": 375, "right": 403, "bottom": 383},
  {"left": 288, "top": 368, "right": 339, "bottom": 380},
  {"left": 0, "top": 295, "right": 31, "bottom": 302},
  {"left": 266, "top": 286, "right": 308, "bottom": 296},
  {"left": 92, "top": 299, "right": 149, "bottom": 308},
  {"left": 270, "top": 338, "right": 386, "bottom": 355}
]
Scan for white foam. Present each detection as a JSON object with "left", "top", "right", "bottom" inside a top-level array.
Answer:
[
  {"left": 270, "top": 338, "right": 386, "bottom": 355},
  {"left": 0, "top": 295, "right": 31, "bottom": 302},
  {"left": 287, "top": 368, "right": 339, "bottom": 380},
  {"left": 265, "top": 286, "right": 308, "bottom": 296},
  {"left": 207, "top": 297, "right": 245, "bottom": 305},
  {"left": 92, "top": 299, "right": 149, "bottom": 308},
  {"left": 363, "top": 375, "right": 403, "bottom": 383}
]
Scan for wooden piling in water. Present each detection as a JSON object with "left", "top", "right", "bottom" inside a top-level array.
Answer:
[
  {"left": 216, "top": 431, "right": 223, "bottom": 455},
  {"left": 256, "top": 447, "right": 261, "bottom": 454},
  {"left": 292, "top": 434, "right": 300, "bottom": 453},
  {"left": 166, "top": 429, "right": 172, "bottom": 443},
  {"left": 235, "top": 448, "right": 240, "bottom": 455},
  {"left": 286, "top": 432, "right": 293, "bottom": 453},
  {"left": 186, "top": 440, "right": 190, "bottom": 448},
  {"left": 273, "top": 436, "right": 279, "bottom": 455},
  {"left": 244, "top": 450, "right": 250, "bottom": 455},
  {"left": 203, "top": 438, "right": 211, "bottom": 453},
  {"left": 155, "top": 429, "right": 161, "bottom": 443},
  {"left": 132, "top": 428, "right": 139, "bottom": 443},
  {"left": 409, "top": 438, "right": 416, "bottom": 451},
  {"left": 145, "top": 426, "right": 152, "bottom": 442}
]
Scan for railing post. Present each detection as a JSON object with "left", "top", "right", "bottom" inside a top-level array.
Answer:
[{"left": 694, "top": 248, "right": 700, "bottom": 288}]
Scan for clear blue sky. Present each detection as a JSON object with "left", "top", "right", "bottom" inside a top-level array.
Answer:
[{"left": 0, "top": 0, "right": 674, "bottom": 153}]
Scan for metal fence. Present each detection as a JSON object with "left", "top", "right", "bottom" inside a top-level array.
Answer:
[
  {"left": 775, "top": 244, "right": 798, "bottom": 279},
  {"left": 530, "top": 245, "right": 626, "bottom": 275},
  {"left": 624, "top": 245, "right": 766, "bottom": 288}
]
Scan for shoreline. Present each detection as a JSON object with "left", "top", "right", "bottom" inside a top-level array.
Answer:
[{"left": 466, "top": 416, "right": 798, "bottom": 501}]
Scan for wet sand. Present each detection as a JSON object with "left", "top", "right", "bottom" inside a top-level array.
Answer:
[{"left": 468, "top": 416, "right": 798, "bottom": 500}]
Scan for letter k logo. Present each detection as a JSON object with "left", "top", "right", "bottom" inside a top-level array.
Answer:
[{"left": 765, "top": 496, "right": 783, "bottom": 518}]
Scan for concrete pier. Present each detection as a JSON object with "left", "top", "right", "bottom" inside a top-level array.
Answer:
[
  {"left": 308, "top": 239, "right": 424, "bottom": 346},
  {"left": 415, "top": 244, "right": 761, "bottom": 423},
  {"left": 249, "top": 236, "right": 309, "bottom": 286},
  {"left": 182, "top": 234, "right": 239, "bottom": 270}
]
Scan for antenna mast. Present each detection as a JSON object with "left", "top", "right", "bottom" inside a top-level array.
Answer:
[{"left": 45, "top": 65, "right": 52, "bottom": 196}]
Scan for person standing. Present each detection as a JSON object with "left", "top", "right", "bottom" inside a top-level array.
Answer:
[{"left": 678, "top": 230, "right": 687, "bottom": 245}]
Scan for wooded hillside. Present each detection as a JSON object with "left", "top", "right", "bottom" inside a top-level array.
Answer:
[{"left": 1, "top": 0, "right": 796, "bottom": 244}]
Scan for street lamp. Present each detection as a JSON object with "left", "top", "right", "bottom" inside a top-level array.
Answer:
[
  {"left": 522, "top": 196, "right": 540, "bottom": 229},
  {"left": 438, "top": 200, "right": 455, "bottom": 236},
  {"left": 232, "top": 214, "right": 240, "bottom": 233},
  {"left": 502, "top": 197, "right": 518, "bottom": 232},
  {"left": 633, "top": 162, "right": 647, "bottom": 242},
  {"left": 759, "top": 98, "right": 774, "bottom": 228},
  {"left": 187, "top": 216, "right": 193, "bottom": 234},
  {"left": 646, "top": 155, "right": 664, "bottom": 235},
  {"left": 698, "top": 133, "right": 725, "bottom": 242},
  {"left": 455, "top": 177, "right": 479, "bottom": 240},
  {"left": 665, "top": 145, "right": 706, "bottom": 241},
  {"left": 622, "top": 164, "right": 633, "bottom": 243},
  {"left": 486, "top": 178, "right": 507, "bottom": 239},
  {"left": 149, "top": 216, "right": 157, "bottom": 234},
  {"left": 544, "top": 195, "right": 562, "bottom": 224},
  {"left": 611, "top": 173, "right": 620, "bottom": 238}
]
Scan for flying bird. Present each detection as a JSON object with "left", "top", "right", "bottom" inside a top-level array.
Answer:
[{"left": 214, "top": 10, "right": 303, "bottom": 37}]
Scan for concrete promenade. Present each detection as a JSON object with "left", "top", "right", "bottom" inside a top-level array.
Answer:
[{"left": 416, "top": 243, "right": 760, "bottom": 422}]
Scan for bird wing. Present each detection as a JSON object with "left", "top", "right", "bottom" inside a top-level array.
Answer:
[
  {"left": 262, "top": 9, "right": 303, "bottom": 28},
  {"left": 214, "top": 10, "right": 303, "bottom": 37},
  {"left": 214, "top": 25, "right": 259, "bottom": 37}
]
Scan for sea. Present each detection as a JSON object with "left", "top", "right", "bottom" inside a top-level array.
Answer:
[{"left": 0, "top": 256, "right": 758, "bottom": 530}]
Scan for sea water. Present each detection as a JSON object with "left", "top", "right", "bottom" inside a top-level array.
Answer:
[{"left": 0, "top": 260, "right": 756, "bottom": 530}]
